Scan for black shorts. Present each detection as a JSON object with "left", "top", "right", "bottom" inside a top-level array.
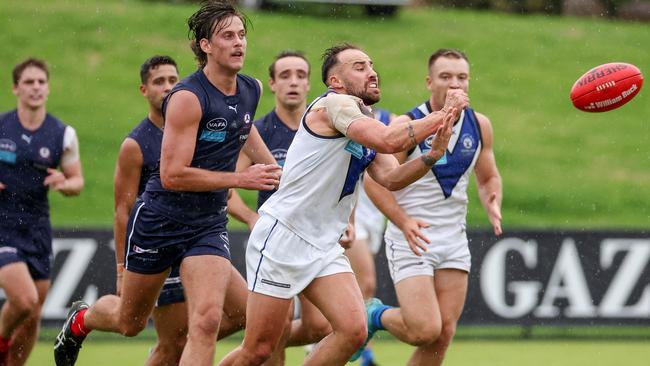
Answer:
[{"left": 124, "top": 200, "right": 231, "bottom": 275}]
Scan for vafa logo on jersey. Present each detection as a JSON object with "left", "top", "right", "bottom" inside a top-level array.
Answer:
[{"left": 201, "top": 118, "right": 228, "bottom": 142}]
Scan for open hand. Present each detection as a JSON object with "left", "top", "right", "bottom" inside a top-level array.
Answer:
[
  {"left": 427, "top": 108, "right": 456, "bottom": 161},
  {"left": 338, "top": 223, "right": 355, "bottom": 249},
  {"left": 400, "top": 217, "right": 430, "bottom": 256},
  {"left": 487, "top": 192, "right": 502, "bottom": 236}
]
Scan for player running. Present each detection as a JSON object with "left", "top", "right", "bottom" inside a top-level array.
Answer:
[
  {"left": 363, "top": 48, "right": 503, "bottom": 366},
  {"left": 219, "top": 43, "right": 467, "bottom": 366},
  {"left": 0, "top": 58, "right": 84, "bottom": 366},
  {"left": 54, "top": 2, "right": 280, "bottom": 365}
]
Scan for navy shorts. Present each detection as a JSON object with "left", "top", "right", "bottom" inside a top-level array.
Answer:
[
  {"left": 125, "top": 200, "right": 231, "bottom": 275},
  {"left": 0, "top": 221, "right": 52, "bottom": 280},
  {"left": 156, "top": 264, "right": 185, "bottom": 307}
]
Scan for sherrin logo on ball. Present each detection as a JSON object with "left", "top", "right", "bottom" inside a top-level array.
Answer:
[{"left": 570, "top": 62, "right": 644, "bottom": 112}]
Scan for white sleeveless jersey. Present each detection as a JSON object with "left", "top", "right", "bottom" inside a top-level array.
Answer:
[
  {"left": 385, "top": 105, "right": 483, "bottom": 241},
  {"left": 260, "top": 92, "right": 376, "bottom": 250}
]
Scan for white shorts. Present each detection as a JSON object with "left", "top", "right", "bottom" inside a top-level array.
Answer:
[
  {"left": 384, "top": 224, "right": 471, "bottom": 284},
  {"left": 247, "top": 214, "right": 353, "bottom": 299}
]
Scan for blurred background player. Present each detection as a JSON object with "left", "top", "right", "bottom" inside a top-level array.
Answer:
[
  {"left": 111, "top": 55, "right": 188, "bottom": 366},
  {"left": 54, "top": 2, "right": 281, "bottom": 366},
  {"left": 364, "top": 48, "right": 502, "bottom": 366},
  {"left": 220, "top": 43, "right": 466, "bottom": 366},
  {"left": 345, "top": 107, "right": 394, "bottom": 366},
  {"left": 0, "top": 58, "right": 84, "bottom": 366}
]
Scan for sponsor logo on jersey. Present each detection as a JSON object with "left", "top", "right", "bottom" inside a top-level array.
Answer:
[
  {"left": 344, "top": 140, "right": 364, "bottom": 159},
  {"left": 0, "top": 139, "right": 17, "bottom": 164},
  {"left": 206, "top": 118, "right": 228, "bottom": 131},
  {"left": 244, "top": 113, "right": 251, "bottom": 124},
  {"left": 272, "top": 149, "right": 288, "bottom": 164},
  {"left": 201, "top": 117, "right": 227, "bottom": 142}
]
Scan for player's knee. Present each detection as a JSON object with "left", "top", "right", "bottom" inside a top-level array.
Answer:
[
  {"left": 405, "top": 322, "right": 441, "bottom": 346},
  {"left": 243, "top": 342, "right": 275, "bottom": 365},
  {"left": 438, "top": 321, "right": 457, "bottom": 345},
  {"left": 339, "top": 317, "right": 367, "bottom": 350},
  {"left": 190, "top": 306, "right": 222, "bottom": 336},
  {"left": 119, "top": 320, "right": 147, "bottom": 337},
  {"left": 10, "top": 294, "right": 39, "bottom": 320},
  {"left": 306, "top": 319, "right": 333, "bottom": 342}
]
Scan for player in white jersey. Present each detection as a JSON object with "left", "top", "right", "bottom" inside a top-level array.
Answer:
[
  {"left": 219, "top": 43, "right": 468, "bottom": 366},
  {"left": 364, "top": 49, "right": 502, "bottom": 366}
]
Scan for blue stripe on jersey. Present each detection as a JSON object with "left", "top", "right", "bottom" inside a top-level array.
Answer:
[
  {"left": 254, "top": 110, "right": 297, "bottom": 209},
  {"left": 127, "top": 117, "right": 163, "bottom": 196},
  {"left": 409, "top": 103, "right": 482, "bottom": 198},
  {"left": 339, "top": 141, "right": 377, "bottom": 201},
  {"left": 0, "top": 110, "right": 67, "bottom": 223},
  {"left": 374, "top": 108, "right": 391, "bottom": 125}
]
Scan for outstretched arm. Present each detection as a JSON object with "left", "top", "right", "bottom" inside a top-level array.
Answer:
[
  {"left": 474, "top": 113, "right": 502, "bottom": 236},
  {"left": 346, "top": 90, "right": 468, "bottom": 154},
  {"left": 366, "top": 108, "right": 456, "bottom": 191}
]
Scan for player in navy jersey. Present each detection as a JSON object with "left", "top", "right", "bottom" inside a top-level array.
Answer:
[
  {"left": 0, "top": 58, "right": 84, "bottom": 366},
  {"left": 220, "top": 43, "right": 468, "bottom": 366},
  {"left": 112, "top": 55, "right": 255, "bottom": 366},
  {"left": 364, "top": 49, "right": 502, "bottom": 366},
  {"left": 54, "top": 3, "right": 281, "bottom": 366}
]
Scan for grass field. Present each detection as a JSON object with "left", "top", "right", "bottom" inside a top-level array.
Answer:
[
  {"left": 1, "top": 0, "right": 649, "bottom": 229},
  {"left": 26, "top": 338, "right": 650, "bottom": 365}
]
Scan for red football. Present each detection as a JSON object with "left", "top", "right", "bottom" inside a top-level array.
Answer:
[{"left": 570, "top": 62, "right": 644, "bottom": 112}]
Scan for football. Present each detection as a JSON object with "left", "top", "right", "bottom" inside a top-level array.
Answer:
[{"left": 570, "top": 62, "right": 644, "bottom": 112}]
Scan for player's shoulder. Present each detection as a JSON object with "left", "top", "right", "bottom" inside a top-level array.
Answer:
[
  {"left": 45, "top": 112, "right": 69, "bottom": 131},
  {"left": 119, "top": 136, "right": 144, "bottom": 160}
]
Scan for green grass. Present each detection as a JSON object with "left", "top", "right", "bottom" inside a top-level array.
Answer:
[
  {"left": 26, "top": 338, "right": 650, "bottom": 365},
  {"left": 1, "top": 0, "right": 649, "bottom": 229}
]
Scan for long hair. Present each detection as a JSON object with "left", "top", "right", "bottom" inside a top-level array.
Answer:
[{"left": 187, "top": 0, "right": 250, "bottom": 69}]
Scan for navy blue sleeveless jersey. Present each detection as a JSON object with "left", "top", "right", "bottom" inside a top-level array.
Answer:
[
  {"left": 374, "top": 108, "right": 391, "bottom": 125},
  {"left": 127, "top": 117, "right": 163, "bottom": 196},
  {"left": 407, "top": 104, "right": 482, "bottom": 198},
  {"left": 0, "top": 110, "right": 67, "bottom": 224},
  {"left": 145, "top": 70, "right": 261, "bottom": 226},
  {"left": 254, "top": 110, "right": 297, "bottom": 209}
]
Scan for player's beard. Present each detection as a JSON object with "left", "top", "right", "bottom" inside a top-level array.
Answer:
[{"left": 343, "top": 80, "right": 380, "bottom": 106}]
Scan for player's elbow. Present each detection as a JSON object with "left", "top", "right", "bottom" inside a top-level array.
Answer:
[{"left": 160, "top": 169, "right": 183, "bottom": 191}]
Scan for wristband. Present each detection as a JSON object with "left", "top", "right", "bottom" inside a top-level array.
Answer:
[{"left": 407, "top": 122, "right": 417, "bottom": 145}]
